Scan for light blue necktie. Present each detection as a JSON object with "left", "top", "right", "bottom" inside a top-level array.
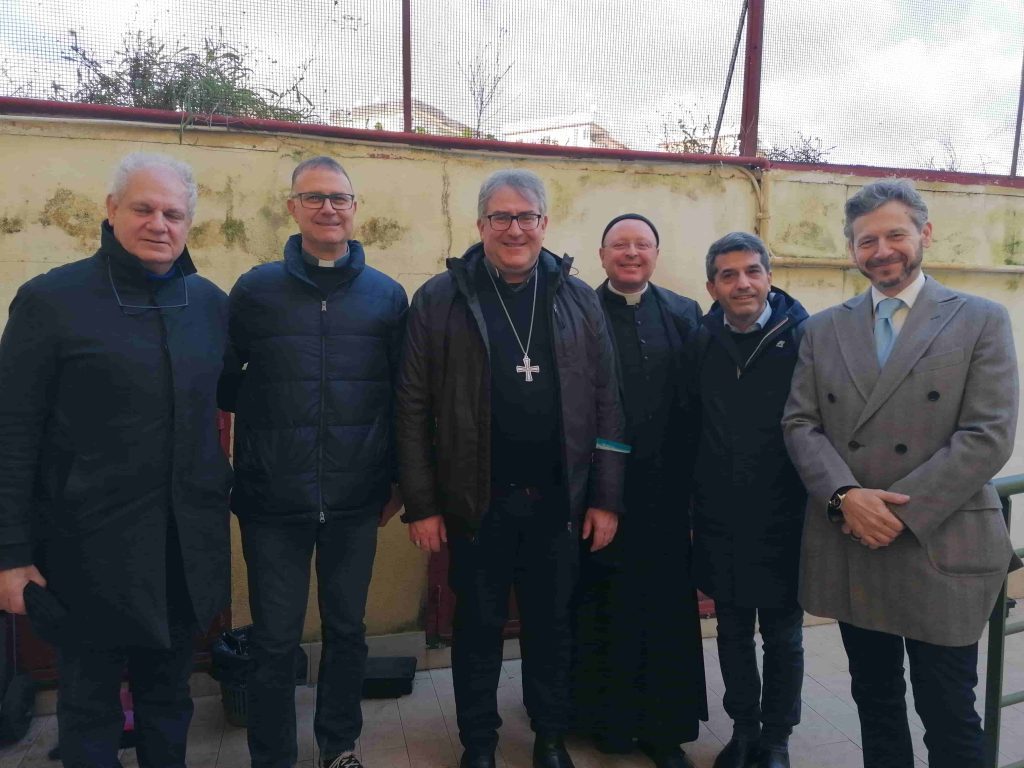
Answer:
[{"left": 874, "top": 297, "right": 903, "bottom": 367}]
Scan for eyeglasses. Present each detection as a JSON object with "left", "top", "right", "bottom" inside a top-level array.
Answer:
[
  {"left": 291, "top": 192, "right": 356, "bottom": 210},
  {"left": 108, "top": 260, "right": 189, "bottom": 313},
  {"left": 485, "top": 213, "right": 543, "bottom": 231}
]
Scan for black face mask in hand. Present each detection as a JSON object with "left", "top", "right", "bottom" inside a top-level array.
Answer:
[{"left": 22, "top": 581, "right": 69, "bottom": 646}]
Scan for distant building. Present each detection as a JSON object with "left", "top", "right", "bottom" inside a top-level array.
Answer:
[
  {"left": 501, "top": 112, "right": 629, "bottom": 149},
  {"left": 330, "top": 99, "right": 472, "bottom": 137}
]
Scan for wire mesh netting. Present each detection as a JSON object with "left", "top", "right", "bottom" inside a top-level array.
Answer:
[
  {"left": 760, "top": 0, "right": 1023, "bottom": 174},
  {"left": 1, "top": 0, "right": 1021, "bottom": 174}
]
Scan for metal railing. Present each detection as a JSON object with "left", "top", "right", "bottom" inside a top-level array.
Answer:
[{"left": 984, "top": 473, "right": 1024, "bottom": 768}]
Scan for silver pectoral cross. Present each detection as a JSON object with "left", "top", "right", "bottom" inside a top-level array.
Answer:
[{"left": 516, "top": 354, "right": 540, "bottom": 382}]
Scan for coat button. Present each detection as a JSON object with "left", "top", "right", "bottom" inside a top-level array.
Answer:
[
  {"left": 827, "top": 393, "right": 836, "bottom": 403},
  {"left": 928, "top": 391, "right": 940, "bottom": 401},
  {"left": 848, "top": 440, "right": 861, "bottom": 450},
  {"left": 895, "top": 443, "right": 908, "bottom": 454}
]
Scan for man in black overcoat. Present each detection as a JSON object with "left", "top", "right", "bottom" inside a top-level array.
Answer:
[
  {"left": 0, "top": 153, "right": 231, "bottom": 767},
  {"left": 689, "top": 232, "right": 808, "bottom": 768},
  {"left": 573, "top": 213, "right": 707, "bottom": 768}
]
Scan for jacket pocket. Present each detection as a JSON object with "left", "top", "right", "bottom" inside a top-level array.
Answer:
[
  {"left": 924, "top": 506, "right": 1012, "bottom": 577},
  {"left": 913, "top": 347, "right": 964, "bottom": 372}
]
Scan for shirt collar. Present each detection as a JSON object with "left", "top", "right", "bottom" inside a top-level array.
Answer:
[
  {"left": 872, "top": 270, "right": 925, "bottom": 312},
  {"left": 606, "top": 281, "right": 648, "bottom": 306},
  {"left": 724, "top": 293, "right": 773, "bottom": 333}
]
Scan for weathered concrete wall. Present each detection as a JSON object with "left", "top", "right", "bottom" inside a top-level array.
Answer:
[{"left": 1, "top": 116, "right": 1021, "bottom": 637}]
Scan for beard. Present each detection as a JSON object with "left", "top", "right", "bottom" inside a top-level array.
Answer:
[{"left": 861, "top": 243, "right": 924, "bottom": 290}]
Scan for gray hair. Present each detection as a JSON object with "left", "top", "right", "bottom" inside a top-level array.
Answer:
[
  {"left": 291, "top": 155, "right": 353, "bottom": 188},
  {"left": 478, "top": 169, "right": 548, "bottom": 218},
  {"left": 844, "top": 179, "right": 929, "bottom": 242},
  {"left": 109, "top": 152, "right": 197, "bottom": 219},
  {"left": 705, "top": 231, "right": 771, "bottom": 281}
]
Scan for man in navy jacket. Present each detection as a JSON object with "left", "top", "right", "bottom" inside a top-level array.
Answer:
[
  {"left": 219, "top": 156, "right": 407, "bottom": 768},
  {"left": 689, "top": 232, "right": 809, "bottom": 768},
  {"left": 0, "top": 153, "right": 231, "bottom": 767}
]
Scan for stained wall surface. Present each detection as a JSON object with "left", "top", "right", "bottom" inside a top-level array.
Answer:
[{"left": 1, "top": 116, "right": 1021, "bottom": 637}]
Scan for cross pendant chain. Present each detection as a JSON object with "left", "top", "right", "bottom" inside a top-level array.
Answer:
[
  {"left": 484, "top": 262, "right": 541, "bottom": 383},
  {"left": 516, "top": 354, "right": 540, "bottom": 382}
]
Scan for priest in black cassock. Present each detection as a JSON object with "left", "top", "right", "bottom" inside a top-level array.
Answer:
[{"left": 572, "top": 214, "right": 707, "bottom": 768}]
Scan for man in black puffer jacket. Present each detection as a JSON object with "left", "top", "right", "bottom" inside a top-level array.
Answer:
[
  {"left": 219, "top": 157, "right": 408, "bottom": 768},
  {"left": 397, "top": 169, "right": 625, "bottom": 768}
]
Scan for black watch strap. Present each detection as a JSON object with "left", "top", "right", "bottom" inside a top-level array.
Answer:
[{"left": 827, "top": 486, "right": 857, "bottom": 523}]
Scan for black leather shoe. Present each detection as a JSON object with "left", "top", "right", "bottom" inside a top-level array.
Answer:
[
  {"left": 533, "top": 733, "right": 575, "bottom": 768},
  {"left": 712, "top": 736, "right": 759, "bottom": 768},
  {"left": 637, "top": 742, "right": 697, "bottom": 768},
  {"left": 756, "top": 747, "right": 790, "bottom": 768},
  {"left": 460, "top": 749, "right": 497, "bottom": 768}
]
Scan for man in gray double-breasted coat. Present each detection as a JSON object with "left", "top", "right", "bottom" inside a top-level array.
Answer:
[{"left": 783, "top": 179, "right": 1019, "bottom": 768}]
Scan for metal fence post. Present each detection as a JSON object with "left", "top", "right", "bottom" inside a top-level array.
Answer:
[
  {"left": 983, "top": 475, "right": 1024, "bottom": 768},
  {"left": 983, "top": 495, "right": 1012, "bottom": 766},
  {"left": 402, "top": 0, "right": 412, "bottom": 133},
  {"left": 738, "top": 0, "right": 765, "bottom": 157}
]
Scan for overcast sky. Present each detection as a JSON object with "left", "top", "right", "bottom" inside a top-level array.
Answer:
[{"left": 2, "top": 0, "right": 1021, "bottom": 173}]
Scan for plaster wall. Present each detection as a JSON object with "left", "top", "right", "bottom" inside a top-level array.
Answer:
[{"left": 0, "top": 116, "right": 1021, "bottom": 637}]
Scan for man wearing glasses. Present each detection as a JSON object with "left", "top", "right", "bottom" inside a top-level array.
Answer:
[
  {"left": 0, "top": 152, "right": 232, "bottom": 766},
  {"left": 396, "top": 169, "right": 624, "bottom": 768},
  {"left": 219, "top": 156, "right": 407, "bottom": 768}
]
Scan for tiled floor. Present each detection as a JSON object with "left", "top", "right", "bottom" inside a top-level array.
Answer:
[{"left": 3, "top": 610, "right": 1024, "bottom": 768}]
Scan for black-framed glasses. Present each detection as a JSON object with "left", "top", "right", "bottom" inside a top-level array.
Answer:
[
  {"left": 108, "top": 260, "right": 189, "bottom": 313},
  {"left": 291, "top": 192, "right": 356, "bottom": 210},
  {"left": 486, "top": 213, "right": 543, "bottom": 231}
]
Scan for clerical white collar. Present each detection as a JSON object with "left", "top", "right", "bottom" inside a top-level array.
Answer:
[
  {"left": 302, "top": 244, "right": 350, "bottom": 269},
  {"left": 607, "top": 281, "right": 648, "bottom": 306},
  {"left": 871, "top": 271, "right": 925, "bottom": 312},
  {"left": 725, "top": 294, "right": 773, "bottom": 333}
]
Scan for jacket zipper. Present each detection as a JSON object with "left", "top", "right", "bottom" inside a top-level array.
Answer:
[
  {"left": 736, "top": 317, "right": 790, "bottom": 378},
  {"left": 318, "top": 298, "right": 327, "bottom": 523}
]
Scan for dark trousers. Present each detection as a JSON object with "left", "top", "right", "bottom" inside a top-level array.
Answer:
[
  {"left": 715, "top": 600, "right": 803, "bottom": 747},
  {"left": 448, "top": 487, "right": 578, "bottom": 752},
  {"left": 241, "top": 515, "right": 378, "bottom": 768},
  {"left": 838, "top": 621, "right": 983, "bottom": 768},
  {"left": 55, "top": 532, "right": 196, "bottom": 768}
]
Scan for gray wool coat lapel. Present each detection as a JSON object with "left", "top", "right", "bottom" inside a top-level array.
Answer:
[{"left": 854, "top": 278, "right": 963, "bottom": 433}]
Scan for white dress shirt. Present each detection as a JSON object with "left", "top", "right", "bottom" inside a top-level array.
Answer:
[{"left": 871, "top": 271, "right": 926, "bottom": 337}]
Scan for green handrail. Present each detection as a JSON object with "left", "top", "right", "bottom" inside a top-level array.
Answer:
[{"left": 983, "top": 473, "right": 1024, "bottom": 768}]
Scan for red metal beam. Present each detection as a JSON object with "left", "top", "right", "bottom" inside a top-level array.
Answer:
[
  {"left": 738, "top": 0, "right": 765, "bottom": 157},
  {"left": 0, "top": 97, "right": 770, "bottom": 168},
  {"left": 6, "top": 97, "right": 1023, "bottom": 187},
  {"left": 402, "top": 0, "right": 412, "bottom": 134},
  {"left": 769, "top": 159, "right": 1024, "bottom": 189}
]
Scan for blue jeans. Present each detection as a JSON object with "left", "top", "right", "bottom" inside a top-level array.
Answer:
[
  {"left": 241, "top": 515, "right": 378, "bottom": 767},
  {"left": 839, "top": 621, "right": 983, "bottom": 768},
  {"left": 714, "top": 600, "right": 804, "bottom": 748}
]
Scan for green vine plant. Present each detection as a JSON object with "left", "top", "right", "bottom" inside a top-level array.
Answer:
[{"left": 50, "top": 28, "right": 316, "bottom": 135}]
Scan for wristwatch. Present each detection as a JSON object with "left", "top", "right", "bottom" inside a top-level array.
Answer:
[{"left": 827, "top": 486, "right": 856, "bottom": 523}]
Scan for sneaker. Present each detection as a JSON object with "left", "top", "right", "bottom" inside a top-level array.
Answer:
[{"left": 324, "top": 753, "right": 364, "bottom": 768}]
